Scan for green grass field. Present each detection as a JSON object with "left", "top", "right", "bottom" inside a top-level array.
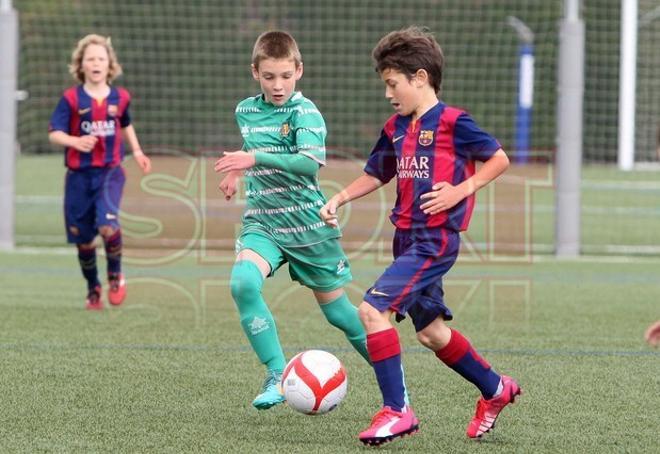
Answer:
[{"left": 2, "top": 155, "right": 659, "bottom": 452}]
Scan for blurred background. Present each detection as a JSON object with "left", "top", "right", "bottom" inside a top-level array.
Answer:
[
  {"left": 3, "top": 0, "right": 660, "bottom": 255},
  {"left": 1, "top": 3, "right": 659, "bottom": 452}
]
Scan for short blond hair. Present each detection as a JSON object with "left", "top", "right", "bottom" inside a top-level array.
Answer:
[
  {"left": 68, "top": 34, "right": 123, "bottom": 84},
  {"left": 251, "top": 31, "right": 302, "bottom": 69}
]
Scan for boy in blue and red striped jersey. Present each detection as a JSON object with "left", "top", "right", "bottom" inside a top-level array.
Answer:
[
  {"left": 49, "top": 34, "right": 151, "bottom": 310},
  {"left": 321, "top": 27, "right": 521, "bottom": 446}
]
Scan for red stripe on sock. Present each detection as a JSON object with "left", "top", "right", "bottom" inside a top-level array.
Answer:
[
  {"left": 435, "top": 328, "right": 470, "bottom": 366},
  {"left": 105, "top": 229, "right": 121, "bottom": 245},
  {"left": 367, "top": 328, "right": 401, "bottom": 362},
  {"left": 471, "top": 348, "right": 492, "bottom": 370}
]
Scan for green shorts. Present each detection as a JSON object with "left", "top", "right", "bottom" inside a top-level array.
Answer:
[{"left": 236, "top": 231, "right": 352, "bottom": 292}]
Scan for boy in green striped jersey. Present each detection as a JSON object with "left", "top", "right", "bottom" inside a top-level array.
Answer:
[{"left": 214, "top": 31, "right": 369, "bottom": 410}]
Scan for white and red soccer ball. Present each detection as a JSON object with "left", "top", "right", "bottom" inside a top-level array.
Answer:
[{"left": 281, "top": 350, "right": 347, "bottom": 415}]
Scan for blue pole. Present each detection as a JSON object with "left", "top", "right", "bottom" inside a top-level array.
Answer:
[{"left": 515, "top": 43, "right": 534, "bottom": 164}]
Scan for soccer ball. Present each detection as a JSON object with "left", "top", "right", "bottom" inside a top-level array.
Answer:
[{"left": 281, "top": 350, "right": 347, "bottom": 415}]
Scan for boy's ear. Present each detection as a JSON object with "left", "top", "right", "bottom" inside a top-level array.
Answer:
[
  {"left": 251, "top": 64, "right": 259, "bottom": 81},
  {"left": 295, "top": 62, "right": 304, "bottom": 80},
  {"left": 414, "top": 69, "right": 429, "bottom": 87}
]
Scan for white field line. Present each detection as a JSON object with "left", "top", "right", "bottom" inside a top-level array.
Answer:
[
  {"left": 8, "top": 244, "right": 660, "bottom": 264},
  {"left": 15, "top": 196, "right": 660, "bottom": 216}
]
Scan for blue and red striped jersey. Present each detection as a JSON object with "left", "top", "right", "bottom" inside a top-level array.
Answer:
[
  {"left": 49, "top": 85, "right": 132, "bottom": 170},
  {"left": 364, "top": 102, "right": 501, "bottom": 231}
]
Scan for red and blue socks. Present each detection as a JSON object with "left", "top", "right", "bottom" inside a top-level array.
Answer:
[
  {"left": 76, "top": 244, "right": 100, "bottom": 291},
  {"left": 103, "top": 229, "right": 122, "bottom": 277},
  {"left": 435, "top": 328, "right": 501, "bottom": 399},
  {"left": 367, "top": 328, "right": 406, "bottom": 412}
]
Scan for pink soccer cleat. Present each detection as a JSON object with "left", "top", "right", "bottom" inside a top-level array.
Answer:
[
  {"left": 466, "top": 375, "right": 521, "bottom": 439},
  {"left": 358, "top": 405, "right": 419, "bottom": 446},
  {"left": 108, "top": 273, "right": 126, "bottom": 306},
  {"left": 85, "top": 285, "right": 103, "bottom": 310}
]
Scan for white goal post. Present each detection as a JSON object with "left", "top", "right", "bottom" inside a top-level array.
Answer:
[{"left": 0, "top": 0, "right": 18, "bottom": 251}]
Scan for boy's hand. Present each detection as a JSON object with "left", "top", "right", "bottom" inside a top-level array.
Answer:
[
  {"left": 214, "top": 151, "right": 256, "bottom": 172},
  {"left": 645, "top": 320, "right": 660, "bottom": 347},
  {"left": 320, "top": 198, "right": 340, "bottom": 228},
  {"left": 419, "top": 181, "right": 465, "bottom": 215},
  {"left": 74, "top": 135, "right": 98, "bottom": 152},
  {"left": 219, "top": 173, "right": 239, "bottom": 201},
  {"left": 133, "top": 151, "right": 152, "bottom": 174}
]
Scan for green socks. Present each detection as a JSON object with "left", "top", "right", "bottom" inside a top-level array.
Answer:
[
  {"left": 230, "top": 260, "right": 285, "bottom": 372},
  {"left": 320, "top": 293, "right": 370, "bottom": 363},
  {"left": 231, "top": 261, "right": 369, "bottom": 368}
]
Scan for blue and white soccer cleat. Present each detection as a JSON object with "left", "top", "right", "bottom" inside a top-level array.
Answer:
[{"left": 252, "top": 370, "right": 285, "bottom": 410}]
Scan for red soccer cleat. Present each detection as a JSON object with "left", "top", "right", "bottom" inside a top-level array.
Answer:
[
  {"left": 108, "top": 273, "right": 126, "bottom": 306},
  {"left": 85, "top": 285, "right": 103, "bottom": 310},
  {"left": 466, "top": 375, "right": 521, "bottom": 439},
  {"left": 359, "top": 406, "right": 419, "bottom": 446}
]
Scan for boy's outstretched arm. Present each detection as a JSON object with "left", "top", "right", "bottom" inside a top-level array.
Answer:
[
  {"left": 214, "top": 150, "right": 318, "bottom": 177},
  {"left": 122, "top": 125, "right": 152, "bottom": 174},
  {"left": 419, "top": 149, "right": 509, "bottom": 215},
  {"left": 320, "top": 173, "right": 383, "bottom": 227}
]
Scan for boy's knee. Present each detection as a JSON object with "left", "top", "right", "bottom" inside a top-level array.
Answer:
[
  {"left": 98, "top": 225, "right": 117, "bottom": 238},
  {"left": 358, "top": 302, "right": 372, "bottom": 324},
  {"left": 416, "top": 330, "right": 435, "bottom": 348},
  {"left": 358, "top": 302, "right": 389, "bottom": 332},
  {"left": 319, "top": 295, "right": 356, "bottom": 328},
  {"left": 416, "top": 319, "right": 451, "bottom": 350},
  {"left": 230, "top": 260, "right": 264, "bottom": 303},
  {"left": 313, "top": 288, "right": 343, "bottom": 304},
  {"left": 77, "top": 241, "right": 95, "bottom": 250}
]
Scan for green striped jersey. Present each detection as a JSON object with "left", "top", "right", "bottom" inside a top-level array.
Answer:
[{"left": 235, "top": 92, "right": 340, "bottom": 247}]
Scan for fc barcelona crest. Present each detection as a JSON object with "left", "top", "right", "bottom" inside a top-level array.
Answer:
[
  {"left": 280, "top": 122, "right": 290, "bottom": 137},
  {"left": 107, "top": 105, "right": 118, "bottom": 117},
  {"left": 419, "top": 130, "right": 434, "bottom": 146}
]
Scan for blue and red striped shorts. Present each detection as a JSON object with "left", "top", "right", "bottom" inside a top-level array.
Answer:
[
  {"left": 364, "top": 226, "right": 460, "bottom": 332},
  {"left": 64, "top": 166, "right": 125, "bottom": 243}
]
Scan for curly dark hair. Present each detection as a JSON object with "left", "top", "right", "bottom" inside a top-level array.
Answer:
[{"left": 372, "top": 26, "right": 444, "bottom": 93}]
